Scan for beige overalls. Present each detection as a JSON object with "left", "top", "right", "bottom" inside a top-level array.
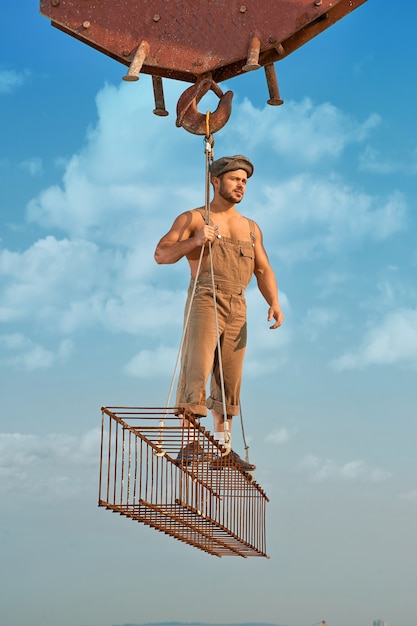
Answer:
[{"left": 176, "top": 210, "right": 256, "bottom": 417}]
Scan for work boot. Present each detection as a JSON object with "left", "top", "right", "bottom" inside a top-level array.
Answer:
[
  {"left": 210, "top": 449, "right": 256, "bottom": 472},
  {"left": 175, "top": 442, "right": 205, "bottom": 465}
]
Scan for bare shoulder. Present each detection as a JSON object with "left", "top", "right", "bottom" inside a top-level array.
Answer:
[
  {"left": 162, "top": 207, "right": 204, "bottom": 242},
  {"left": 175, "top": 207, "right": 204, "bottom": 225},
  {"left": 190, "top": 206, "right": 205, "bottom": 223},
  {"left": 179, "top": 207, "right": 205, "bottom": 231}
]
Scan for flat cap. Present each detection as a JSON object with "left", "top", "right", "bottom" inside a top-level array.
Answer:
[{"left": 210, "top": 154, "right": 254, "bottom": 179}]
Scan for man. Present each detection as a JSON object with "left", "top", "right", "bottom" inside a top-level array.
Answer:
[{"left": 154, "top": 155, "right": 284, "bottom": 471}]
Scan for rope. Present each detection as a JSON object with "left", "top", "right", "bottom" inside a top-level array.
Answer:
[
  {"left": 238, "top": 403, "right": 249, "bottom": 463},
  {"left": 164, "top": 121, "right": 213, "bottom": 411},
  {"left": 165, "top": 112, "right": 250, "bottom": 461},
  {"left": 164, "top": 245, "right": 205, "bottom": 409},
  {"left": 159, "top": 244, "right": 205, "bottom": 453},
  {"left": 203, "top": 114, "right": 231, "bottom": 450}
]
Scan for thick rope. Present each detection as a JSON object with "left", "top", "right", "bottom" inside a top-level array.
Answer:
[
  {"left": 164, "top": 245, "right": 205, "bottom": 410},
  {"left": 165, "top": 117, "right": 250, "bottom": 460},
  {"left": 203, "top": 116, "right": 231, "bottom": 450},
  {"left": 238, "top": 403, "right": 250, "bottom": 463},
  {"left": 164, "top": 128, "right": 213, "bottom": 410},
  {"left": 205, "top": 135, "right": 231, "bottom": 453},
  {"left": 158, "top": 243, "right": 205, "bottom": 452}
]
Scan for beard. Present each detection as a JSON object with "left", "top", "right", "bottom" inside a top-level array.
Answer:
[{"left": 218, "top": 180, "right": 243, "bottom": 204}]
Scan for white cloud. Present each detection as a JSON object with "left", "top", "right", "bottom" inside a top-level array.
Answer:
[
  {"left": 316, "top": 270, "right": 351, "bottom": 289},
  {"left": 254, "top": 175, "right": 406, "bottom": 264},
  {"left": 304, "top": 306, "right": 339, "bottom": 341},
  {"left": 332, "top": 307, "right": 417, "bottom": 370},
  {"left": 244, "top": 287, "right": 290, "bottom": 376},
  {"left": 0, "top": 234, "right": 186, "bottom": 342},
  {"left": 299, "top": 454, "right": 391, "bottom": 483},
  {"left": 124, "top": 344, "right": 178, "bottom": 379},
  {"left": 0, "top": 236, "right": 106, "bottom": 322},
  {"left": 24, "top": 82, "right": 402, "bottom": 265},
  {"left": 26, "top": 80, "right": 197, "bottom": 242},
  {"left": 0, "top": 69, "right": 29, "bottom": 94},
  {"left": 399, "top": 490, "right": 417, "bottom": 502},
  {"left": 358, "top": 144, "right": 401, "bottom": 174},
  {"left": 265, "top": 427, "right": 291, "bottom": 445},
  {"left": 19, "top": 157, "right": 43, "bottom": 177},
  {"left": 228, "top": 97, "right": 380, "bottom": 163},
  {"left": 0, "top": 333, "right": 73, "bottom": 371},
  {"left": 0, "top": 79, "right": 409, "bottom": 374},
  {"left": 0, "top": 429, "right": 100, "bottom": 495},
  {"left": 55, "top": 282, "right": 184, "bottom": 337}
]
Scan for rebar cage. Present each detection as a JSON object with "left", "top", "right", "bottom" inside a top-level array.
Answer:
[{"left": 99, "top": 407, "right": 269, "bottom": 557}]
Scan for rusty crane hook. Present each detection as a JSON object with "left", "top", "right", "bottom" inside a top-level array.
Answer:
[{"left": 176, "top": 77, "right": 233, "bottom": 135}]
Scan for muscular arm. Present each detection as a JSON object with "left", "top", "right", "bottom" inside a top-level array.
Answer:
[
  {"left": 253, "top": 223, "right": 284, "bottom": 329},
  {"left": 154, "top": 210, "right": 216, "bottom": 265}
]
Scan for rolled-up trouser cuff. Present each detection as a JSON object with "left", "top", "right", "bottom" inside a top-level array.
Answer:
[
  {"left": 207, "top": 396, "right": 239, "bottom": 417},
  {"left": 176, "top": 403, "right": 207, "bottom": 418}
]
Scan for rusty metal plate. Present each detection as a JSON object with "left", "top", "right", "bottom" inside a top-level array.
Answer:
[{"left": 40, "top": 0, "right": 368, "bottom": 84}]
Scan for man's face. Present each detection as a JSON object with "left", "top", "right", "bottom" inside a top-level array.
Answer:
[{"left": 216, "top": 169, "right": 248, "bottom": 204}]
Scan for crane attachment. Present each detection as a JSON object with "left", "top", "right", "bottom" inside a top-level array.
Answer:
[{"left": 40, "top": 0, "right": 368, "bottom": 134}]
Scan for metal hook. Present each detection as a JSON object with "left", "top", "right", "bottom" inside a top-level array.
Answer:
[{"left": 176, "top": 77, "right": 233, "bottom": 135}]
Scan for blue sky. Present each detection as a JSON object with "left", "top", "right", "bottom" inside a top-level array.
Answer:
[{"left": 1, "top": 1, "right": 416, "bottom": 626}]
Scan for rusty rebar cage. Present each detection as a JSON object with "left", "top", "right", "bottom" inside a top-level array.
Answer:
[{"left": 99, "top": 407, "right": 269, "bottom": 557}]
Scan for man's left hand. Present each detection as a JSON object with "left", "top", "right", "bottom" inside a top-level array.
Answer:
[{"left": 268, "top": 306, "right": 284, "bottom": 329}]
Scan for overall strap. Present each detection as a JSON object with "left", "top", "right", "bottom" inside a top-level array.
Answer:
[
  {"left": 246, "top": 217, "right": 257, "bottom": 244},
  {"left": 196, "top": 207, "right": 210, "bottom": 224}
]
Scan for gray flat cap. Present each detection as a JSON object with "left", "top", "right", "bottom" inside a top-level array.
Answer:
[{"left": 210, "top": 155, "right": 254, "bottom": 179}]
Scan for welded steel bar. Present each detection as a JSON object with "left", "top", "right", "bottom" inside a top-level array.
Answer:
[
  {"left": 242, "top": 31, "right": 261, "bottom": 71},
  {"left": 264, "top": 63, "right": 284, "bottom": 105},
  {"left": 122, "top": 40, "right": 150, "bottom": 81},
  {"left": 152, "top": 76, "right": 169, "bottom": 116},
  {"left": 98, "top": 406, "right": 269, "bottom": 556}
]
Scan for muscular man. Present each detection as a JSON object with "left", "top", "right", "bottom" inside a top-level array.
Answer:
[{"left": 154, "top": 155, "right": 284, "bottom": 471}]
